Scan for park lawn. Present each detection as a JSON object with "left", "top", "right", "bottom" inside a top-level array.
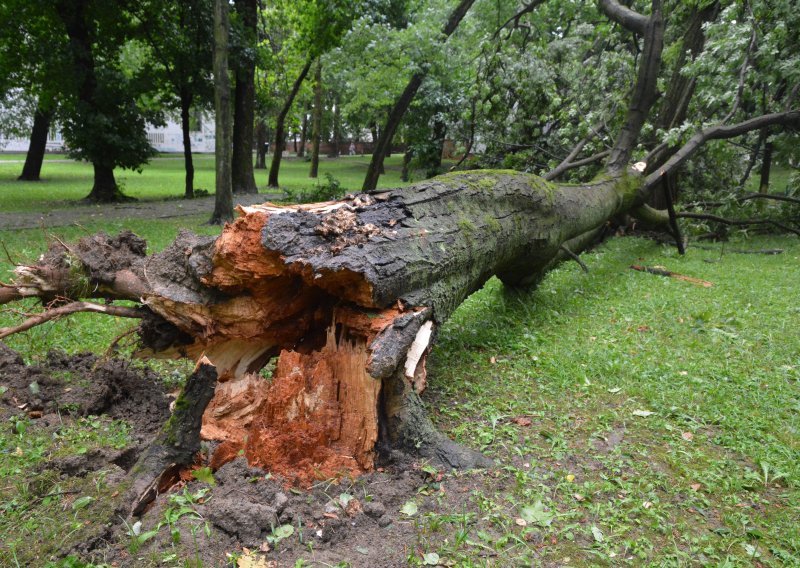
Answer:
[
  {"left": 0, "top": 214, "right": 798, "bottom": 565},
  {"left": 0, "top": 153, "right": 411, "bottom": 213}
]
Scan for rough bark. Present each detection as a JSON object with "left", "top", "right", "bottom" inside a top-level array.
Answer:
[
  {"left": 129, "top": 361, "right": 218, "bottom": 515},
  {"left": 18, "top": 104, "right": 52, "bottom": 182},
  {"left": 210, "top": 0, "right": 233, "bottom": 224},
  {"left": 231, "top": 0, "right": 258, "bottom": 195},
  {"left": 362, "top": 0, "right": 477, "bottom": 191},
  {"left": 0, "top": 169, "right": 644, "bottom": 483},
  {"left": 179, "top": 91, "right": 195, "bottom": 199},
  {"left": 268, "top": 59, "right": 313, "bottom": 188},
  {"left": 309, "top": 59, "right": 323, "bottom": 179}
]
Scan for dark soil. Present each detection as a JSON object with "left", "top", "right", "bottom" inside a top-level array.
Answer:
[
  {"left": 104, "top": 456, "right": 495, "bottom": 568},
  {"left": 0, "top": 341, "right": 171, "bottom": 474},
  {"left": 0, "top": 341, "right": 499, "bottom": 567}
]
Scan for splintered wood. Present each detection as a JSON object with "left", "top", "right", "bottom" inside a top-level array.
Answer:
[{"left": 202, "top": 316, "right": 382, "bottom": 486}]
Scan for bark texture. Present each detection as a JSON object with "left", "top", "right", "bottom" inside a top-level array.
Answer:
[
  {"left": 210, "top": 0, "right": 233, "bottom": 224},
  {"left": 231, "top": 0, "right": 258, "bottom": 195}
]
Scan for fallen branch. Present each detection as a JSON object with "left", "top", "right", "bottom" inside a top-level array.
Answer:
[
  {"left": 676, "top": 212, "right": 800, "bottom": 237},
  {"left": 559, "top": 244, "right": 589, "bottom": 273},
  {"left": 739, "top": 193, "right": 800, "bottom": 205},
  {"left": 691, "top": 244, "right": 784, "bottom": 255},
  {"left": 0, "top": 301, "right": 144, "bottom": 340},
  {"left": 630, "top": 264, "right": 713, "bottom": 287}
]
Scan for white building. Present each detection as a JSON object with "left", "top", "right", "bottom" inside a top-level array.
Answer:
[{"left": 0, "top": 114, "right": 216, "bottom": 154}]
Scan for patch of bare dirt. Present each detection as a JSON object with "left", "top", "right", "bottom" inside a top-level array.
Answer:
[{"left": 0, "top": 341, "right": 171, "bottom": 473}]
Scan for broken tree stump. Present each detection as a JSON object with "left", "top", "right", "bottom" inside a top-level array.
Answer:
[{"left": 0, "top": 169, "right": 645, "bottom": 484}]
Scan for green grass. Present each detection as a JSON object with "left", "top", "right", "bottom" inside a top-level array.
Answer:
[
  {"left": 419, "top": 233, "right": 800, "bottom": 566},
  {"left": 0, "top": 198, "right": 798, "bottom": 565},
  {"left": 0, "top": 153, "right": 411, "bottom": 213}
]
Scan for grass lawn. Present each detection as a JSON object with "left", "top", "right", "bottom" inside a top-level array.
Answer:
[
  {"left": 0, "top": 153, "right": 412, "bottom": 213},
  {"left": 0, "top": 200, "right": 798, "bottom": 565}
]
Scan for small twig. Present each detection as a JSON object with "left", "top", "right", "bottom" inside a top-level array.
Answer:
[
  {"left": 0, "top": 241, "right": 19, "bottom": 265},
  {"left": 0, "top": 301, "right": 144, "bottom": 340},
  {"left": 559, "top": 244, "right": 589, "bottom": 273},
  {"left": 105, "top": 327, "right": 140, "bottom": 357},
  {"left": 630, "top": 265, "right": 713, "bottom": 287}
]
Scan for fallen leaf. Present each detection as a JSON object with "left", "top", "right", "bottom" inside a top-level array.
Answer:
[
  {"left": 515, "top": 517, "right": 527, "bottom": 527},
  {"left": 607, "top": 387, "right": 621, "bottom": 393},
  {"left": 423, "top": 552, "right": 440, "bottom": 565},
  {"left": 681, "top": 432, "right": 694, "bottom": 441},
  {"left": 690, "top": 483, "right": 702, "bottom": 492},
  {"left": 236, "top": 550, "right": 274, "bottom": 568},
  {"left": 489, "top": 356, "right": 497, "bottom": 364},
  {"left": 643, "top": 501, "right": 652, "bottom": 509},
  {"left": 632, "top": 409, "right": 654, "bottom": 417},
  {"left": 573, "top": 493, "right": 585, "bottom": 501},
  {"left": 519, "top": 501, "right": 553, "bottom": 527},
  {"left": 259, "top": 542, "right": 270, "bottom": 553},
  {"left": 400, "top": 500, "right": 418, "bottom": 516},
  {"left": 513, "top": 417, "right": 532, "bottom": 426},
  {"left": 591, "top": 525, "right": 604, "bottom": 542},
  {"left": 566, "top": 474, "right": 575, "bottom": 483}
]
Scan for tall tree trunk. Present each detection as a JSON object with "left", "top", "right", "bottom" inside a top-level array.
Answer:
[
  {"left": 254, "top": 120, "right": 267, "bottom": 169},
  {"left": 331, "top": 95, "right": 341, "bottom": 157},
  {"left": 18, "top": 104, "right": 52, "bottom": 182},
  {"left": 268, "top": 59, "right": 313, "bottom": 188},
  {"left": 231, "top": 0, "right": 258, "bottom": 194},
  {"left": 759, "top": 140, "right": 773, "bottom": 193},
  {"left": 85, "top": 163, "right": 125, "bottom": 203},
  {"left": 309, "top": 59, "right": 323, "bottom": 179},
  {"left": 180, "top": 90, "right": 195, "bottom": 199},
  {"left": 293, "top": 133, "right": 298, "bottom": 154},
  {"left": 362, "top": 0, "right": 476, "bottom": 191},
  {"left": 429, "top": 119, "right": 447, "bottom": 177},
  {"left": 298, "top": 106, "right": 309, "bottom": 158},
  {"left": 210, "top": 0, "right": 233, "bottom": 224},
  {"left": 601, "top": 0, "right": 665, "bottom": 173},
  {"left": 401, "top": 148, "right": 413, "bottom": 182},
  {"left": 55, "top": 0, "right": 131, "bottom": 202}
]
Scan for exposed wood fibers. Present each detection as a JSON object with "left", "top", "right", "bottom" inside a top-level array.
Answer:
[{"left": 203, "top": 310, "right": 385, "bottom": 486}]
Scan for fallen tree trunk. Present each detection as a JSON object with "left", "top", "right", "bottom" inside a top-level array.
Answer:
[{"left": 0, "top": 168, "right": 644, "bottom": 486}]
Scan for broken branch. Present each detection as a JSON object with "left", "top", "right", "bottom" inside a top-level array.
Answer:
[{"left": 0, "top": 301, "right": 144, "bottom": 340}]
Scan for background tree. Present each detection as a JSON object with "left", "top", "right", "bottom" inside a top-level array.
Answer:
[
  {"left": 53, "top": 0, "right": 160, "bottom": 202},
  {"left": 136, "top": 0, "right": 214, "bottom": 199},
  {"left": 210, "top": 0, "right": 234, "bottom": 224},
  {"left": 230, "top": 0, "right": 259, "bottom": 194}
]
